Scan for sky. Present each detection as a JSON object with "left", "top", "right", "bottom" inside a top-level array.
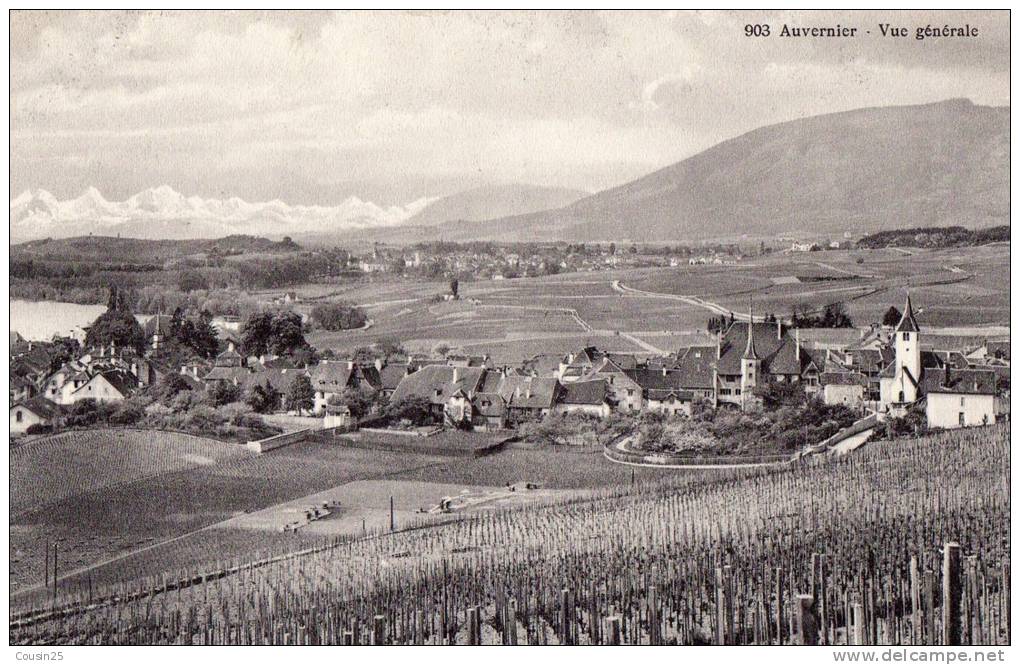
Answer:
[{"left": 10, "top": 10, "right": 1010, "bottom": 206}]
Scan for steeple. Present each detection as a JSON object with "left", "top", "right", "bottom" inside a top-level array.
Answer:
[
  {"left": 895, "top": 292, "right": 920, "bottom": 333},
  {"left": 743, "top": 303, "right": 759, "bottom": 360}
]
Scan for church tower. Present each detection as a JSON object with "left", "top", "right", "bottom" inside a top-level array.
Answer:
[
  {"left": 740, "top": 308, "right": 759, "bottom": 407},
  {"left": 894, "top": 293, "right": 922, "bottom": 403}
]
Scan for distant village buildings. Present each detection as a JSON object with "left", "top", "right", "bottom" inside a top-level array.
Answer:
[{"left": 9, "top": 288, "right": 1007, "bottom": 438}]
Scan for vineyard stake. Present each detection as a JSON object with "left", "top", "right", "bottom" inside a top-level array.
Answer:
[
  {"left": 943, "top": 542, "right": 962, "bottom": 645},
  {"left": 795, "top": 594, "right": 818, "bottom": 645}
]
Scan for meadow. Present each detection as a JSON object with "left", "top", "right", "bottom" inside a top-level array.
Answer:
[
  {"left": 299, "top": 244, "right": 1008, "bottom": 363},
  {"left": 11, "top": 424, "right": 1009, "bottom": 645}
]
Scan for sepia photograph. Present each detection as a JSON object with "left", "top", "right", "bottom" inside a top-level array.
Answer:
[{"left": 6, "top": 8, "right": 1011, "bottom": 653}]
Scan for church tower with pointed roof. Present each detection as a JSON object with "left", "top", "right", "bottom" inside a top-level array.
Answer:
[
  {"left": 740, "top": 305, "right": 760, "bottom": 408},
  {"left": 893, "top": 292, "right": 922, "bottom": 404}
]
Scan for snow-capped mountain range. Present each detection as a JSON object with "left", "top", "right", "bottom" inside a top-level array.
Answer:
[{"left": 9, "top": 186, "right": 434, "bottom": 242}]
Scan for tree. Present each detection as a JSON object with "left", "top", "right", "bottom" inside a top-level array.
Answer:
[
  {"left": 328, "top": 389, "right": 375, "bottom": 419},
  {"left": 882, "top": 306, "right": 902, "bottom": 327},
  {"left": 449, "top": 278, "right": 459, "bottom": 298},
  {"left": 85, "top": 290, "right": 146, "bottom": 353},
  {"left": 245, "top": 381, "right": 280, "bottom": 414},
  {"left": 384, "top": 395, "right": 433, "bottom": 426},
  {"left": 158, "top": 372, "right": 192, "bottom": 405},
  {"left": 209, "top": 380, "right": 241, "bottom": 406},
  {"left": 287, "top": 374, "right": 315, "bottom": 414},
  {"left": 240, "top": 311, "right": 309, "bottom": 357}
]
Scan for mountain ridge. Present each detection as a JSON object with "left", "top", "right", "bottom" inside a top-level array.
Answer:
[
  {"left": 9, "top": 186, "right": 434, "bottom": 243},
  {"left": 432, "top": 99, "right": 1009, "bottom": 242}
]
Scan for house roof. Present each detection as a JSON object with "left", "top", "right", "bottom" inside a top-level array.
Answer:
[
  {"left": 389, "top": 365, "right": 486, "bottom": 406},
  {"left": 505, "top": 376, "right": 559, "bottom": 410},
  {"left": 204, "top": 366, "right": 253, "bottom": 382},
  {"left": 646, "top": 388, "right": 694, "bottom": 402},
  {"left": 73, "top": 370, "right": 138, "bottom": 398},
  {"left": 558, "top": 380, "right": 608, "bottom": 406},
  {"left": 307, "top": 361, "right": 380, "bottom": 392},
  {"left": 471, "top": 392, "right": 506, "bottom": 417},
  {"left": 716, "top": 322, "right": 809, "bottom": 376},
  {"left": 13, "top": 396, "right": 64, "bottom": 419},
  {"left": 820, "top": 371, "right": 868, "bottom": 386},
  {"left": 922, "top": 368, "right": 996, "bottom": 396},
  {"left": 379, "top": 363, "right": 410, "bottom": 391}
]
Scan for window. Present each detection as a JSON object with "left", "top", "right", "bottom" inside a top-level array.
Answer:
[
  {"left": 903, "top": 332, "right": 910, "bottom": 341},
  {"left": 959, "top": 412, "right": 965, "bottom": 426},
  {"left": 898, "top": 391, "right": 904, "bottom": 403},
  {"left": 960, "top": 397, "right": 966, "bottom": 407},
  {"left": 15, "top": 411, "right": 22, "bottom": 423}
]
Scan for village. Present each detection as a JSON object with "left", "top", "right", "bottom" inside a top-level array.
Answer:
[{"left": 10, "top": 289, "right": 1009, "bottom": 453}]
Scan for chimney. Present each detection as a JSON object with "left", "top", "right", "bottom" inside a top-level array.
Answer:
[
  {"left": 795, "top": 329, "right": 801, "bottom": 361},
  {"left": 716, "top": 336, "right": 721, "bottom": 360},
  {"left": 180, "top": 365, "right": 187, "bottom": 375},
  {"left": 662, "top": 366, "right": 667, "bottom": 377},
  {"left": 944, "top": 363, "right": 950, "bottom": 387},
  {"left": 346, "top": 360, "right": 354, "bottom": 371},
  {"left": 777, "top": 317, "right": 782, "bottom": 340},
  {"left": 228, "top": 340, "right": 235, "bottom": 353},
  {"left": 193, "top": 366, "right": 199, "bottom": 379},
  {"left": 374, "top": 358, "right": 383, "bottom": 371},
  {"left": 130, "top": 362, "right": 138, "bottom": 377},
  {"left": 452, "top": 367, "right": 460, "bottom": 384}
]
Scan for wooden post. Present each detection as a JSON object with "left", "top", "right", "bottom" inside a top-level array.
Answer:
[
  {"left": 373, "top": 614, "right": 386, "bottom": 645},
  {"left": 796, "top": 594, "right": 818, "bottom": 645},
  {"left": 52, "top": 544, "right": 58, "bottom": 606},
  {"left": 607, "top": 616, "right": 621, "bottom": 645},
  {"left": 943, "top": 542, "right": 962, "bottom": 645},
  {"left": 507, "top": 598, "right": 518, "bottom": 645},
  {"left": 467, "top": 607, "right": 479, "bottom": 645},
  {"left": 773, "top": 568, "right": 784, "bottom": 645},
  {"left": 560, "top": 588, "right": 571, "bottom": 645},
  {"left": 910, "top": 556, "right": 922, "bottom": 644},
  {"left": 924, "top": 570, "right": 936, "bottom": 645},
  {"left": 44, "top": 540, "right": 49, "bottom": 589},
  {"left": 389, "top": 496, "right": 395, "bottom": 532},
  {"left": 1003, "top": 564, "right": 1011, "bottom": 643},
  {"left": 852, "top": 602, "right": 866, "bottom": 646},
  {"left": 716, "top": 567, "right": 728, "bottom": 645}
]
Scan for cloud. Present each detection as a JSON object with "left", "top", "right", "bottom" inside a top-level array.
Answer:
[{"left": 9, "top": 10, "right": 1009, "bottom": 203}]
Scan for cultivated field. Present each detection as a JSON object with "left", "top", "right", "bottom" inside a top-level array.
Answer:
[
  {"left": 11, "top": 425, "right": 1009, "bottom": 645},
  {"left": 10, "top": 431, "right": 673, "bottom": 601},
  {"left": 299, "top": 244, "right": 1008, "bottom": 362}
]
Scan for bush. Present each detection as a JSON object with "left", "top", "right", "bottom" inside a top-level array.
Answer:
[
  {"left": 25, "top": 423, "right": 52, "bottom": 435},
  {"left": 383, "top": 395, "right": 434, "bottom": 426}
]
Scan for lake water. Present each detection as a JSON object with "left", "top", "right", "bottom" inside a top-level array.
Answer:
[{"left": 9, "top": 299, "right": 153, "bottom": 342}]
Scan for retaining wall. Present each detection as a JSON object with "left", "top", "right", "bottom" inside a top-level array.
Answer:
[{"left": 246, "top": 428, "right": 315, "bottom": 454}]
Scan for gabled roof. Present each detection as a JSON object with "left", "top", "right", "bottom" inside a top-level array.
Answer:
[
  {"left": 389, "top": 365, "right": 486, "bottom": 406},
  {"left": 73, "top": 370, "right": 138, "bottom": 397},
  {"left": 558, "top": 380, "right": 608, "bottom": 406},
  {"left": 895, "top": 294, "right": 921, "bottom": 333},
  {"left": 505, "top": 376, "right": 559, "bottom": 410},
  {"left": 471, "top": 392, "right": 506, "bottom": 417},
  {"left": 820, "top": 371, "right": 868, "bottom": 386},
  {"left": 379, "top": 363, "right": 410, "bottom": 391},
  {"left": 716, "top": 322, "right": 809, "bottom": 377},
  {"left": 922, "top": 368, "right": 996, "bottom": 396},
  {"left": 204, "top": 366, "right": 253, "bottom": 382},
  {"left": 12, "top": 396, "right": 65, "bottom": 419}
]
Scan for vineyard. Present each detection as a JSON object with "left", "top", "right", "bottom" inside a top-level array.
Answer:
[{"left": 10, "top": 424, "right": 1009, "bottom": 645}]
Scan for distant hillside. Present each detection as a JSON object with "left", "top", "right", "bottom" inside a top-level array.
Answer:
[
  {"left": 407, "top": 183, "right": 587, "bottom": 227},
  {"left": 438, "top": 99, "right": 1008, "bottom": 242},
  {"left": 12, "top": 234, "right": 301, "bottom": 263},
  {"left": 857, "top": 225, "right": 1009, "bottom": 249}
]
